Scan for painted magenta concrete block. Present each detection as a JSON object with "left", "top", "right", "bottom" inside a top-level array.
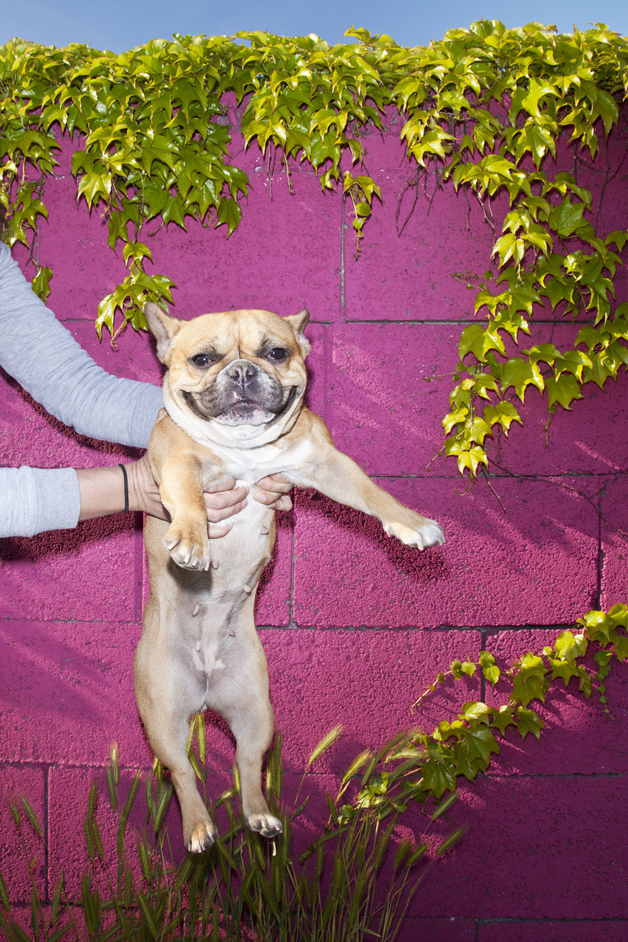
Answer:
[
  {"left": 418, "top": 775, "right": 628, "bottom": 919},
  {"left": 479, "top": 920, "right": 628, "bottom": 942},
  {"left": 0, "top": 516, "right": 140, "bottom": 623},
  {"left": 293, "top": 476, "right": 599, "bottom": 628},
  {"left": 484, "top": 323, "right": 628, "bottom": 477},
  {"left": 343, "top": 116, "right": 498, "bottom": 322},
  {"left": 254, "top": 513, "right": 292, "bottom": 627},
  {"left": 36, "top": 136, "right": 342, "bottom": 328},
  {"left": 261, "top": 628, "right": 481, "bottom": 772},
  {"left": 396, "top": 918, "right": 476, "bottom": 942},
  {"left": 600, "top": 475, "right": 628, "bottom": 611},
  {"left": 482, "top": 629, "right": 628, "bottom": 775},
  {"left": 0, "top": 619, "right": 150, "bottom": 767},
  {"left": 0, "top": 765, "right": 46, "bottom": 902},
  {"left": 140, "top": 151, "right": 341, "bottom": 322},
  {"left": 486, "top": 376, "right": 628, "bottom": 477},
  {"left": 325, "top": 322, "right": 458, "bottom": 476},
  {"left": 37, "top": 171, "right": 127, "bottom": 321}
]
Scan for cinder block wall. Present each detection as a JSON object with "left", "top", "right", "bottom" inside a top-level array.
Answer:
[{"left": 1, "top": 110, "right": 628, "bottom": 941}]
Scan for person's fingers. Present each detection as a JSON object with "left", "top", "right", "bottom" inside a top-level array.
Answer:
[
  {"left": 253, "top": 473, "right": 293, "bottom": 509},
  {"left": 205, "top": 497, "right": 248, "bottom": 523},
  {"left": 208, "top": 521, "right": 233, "bottom": 539},
  {"left": 255, "top": 473, "right": 292, "bottom": 494},
  {"left": 271, "top": 494, "right": 293, "bottom": 512},
  {"left": 252, "top": 488, "right": 293, "bottom": 510},
  {"left": 204, "top": 476, "right": 238, "bottom": 493}
]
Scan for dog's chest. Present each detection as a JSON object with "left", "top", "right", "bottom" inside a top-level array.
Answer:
[{"left": 213, "top": 439, "right": 312, "bottom": 484}]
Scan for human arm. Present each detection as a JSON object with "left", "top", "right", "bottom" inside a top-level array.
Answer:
[
  {"left": 0, "top": 243, "right": 163, "bottom": 448},
  {"left": 77, "top": 456, "right": 255, "bottom": 538},
  {"left": 0, "top": 247, "right": 291, "bottom": 536}
]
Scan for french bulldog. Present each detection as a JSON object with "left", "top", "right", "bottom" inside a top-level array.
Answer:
[{"left": 135, "top": 303, "right": 445, "bottom": 853}]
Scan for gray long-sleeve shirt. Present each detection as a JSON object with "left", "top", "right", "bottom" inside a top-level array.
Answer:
[{"left": 0, "top": 243, "right": 163, "bottom": 537}]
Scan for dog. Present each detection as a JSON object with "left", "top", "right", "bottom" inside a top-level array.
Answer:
[{"left": 135, "top": 303, "right": 445, "bottom": 853}]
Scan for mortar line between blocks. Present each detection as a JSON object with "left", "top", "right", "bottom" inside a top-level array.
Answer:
[
  {"left": 44, "top": 764, "right": 50, "bottom": 902},
  {"left": 479, "top": 629, "right": 487, "bottom": 702},
  {"left": 289, "top": 518, "right": 296, "bottom": 628},
  {"left": 596, "top": 482, "right": 604, "bottom": 610},
  {"left": 340, "top": 188, "right": 346, "bottom": 313}
]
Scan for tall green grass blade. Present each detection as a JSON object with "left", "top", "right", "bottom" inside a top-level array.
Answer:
[
  {"left": 153, "top": 782, "right": 174, "bottom": 834},
  {"left": 308, "top": 725, "right": 343, "bottom": 765},
  {"left": 110, "top": 742, "right": 120, "bottom": 786},
  {"left": 342, "top": 749, "right": 373, "bottom": 784},
  {"left": 0, "top": 916, "right": 30, "bottom": 942},
  {"left": 137, "top": 891, "right": 159, "bottom": 938},
  {"left": 431, "top": 791, "right": 458, "bottom": 820},
  {"left": 19, "top": 798, "right": 42, "bottom": 838},
  {"left": 434, "top": 826, "right": 467, "bottom": 857},
  {"left": 80, "top": 872, "right": 101, "bottom": 937},
  {"left": 0, "top": 872, "right": 11, "bottom": 912},
  {"left": 198, "top": 713, "right": 206, "bottom": 764},
  {"left": 408, "top": 842, "right": 428, "bottom": 865},
  {"left": 50, "top": 876, "right": 64, "bottom": 926},
  {"left": 29, "top": 887, "right": 39, "bottom": 941},
  {"left": 119, "top": 771, "right": 141, "bottom": 836}
]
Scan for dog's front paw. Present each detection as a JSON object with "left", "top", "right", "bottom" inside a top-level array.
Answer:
[
  {"left": 384, "top": 516, "right": 446, "bottom": 551},
  {"left": 246, "top": 812, "right": 283, "bottom": 838},
  {"left": 186, "top": 819, "right": 217, "bottom": 854},
  {"left": 164, "top": 519, "right": 211, "bottom": 571}
]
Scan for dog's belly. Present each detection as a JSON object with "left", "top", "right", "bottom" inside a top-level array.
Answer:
[
  {"left": 206, "top": 492, "right": 274, "bottom": 584},
  {"left": 150, "top": 498, "right": 274, "bottom": 688}
]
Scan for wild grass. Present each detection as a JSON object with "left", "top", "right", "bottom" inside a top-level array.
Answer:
[{"left": 0, "top": 725, "right": 464, "bottom": 942}]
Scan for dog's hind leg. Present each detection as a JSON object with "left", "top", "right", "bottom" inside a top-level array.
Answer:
[
  {"left": 207, "top": 599, "right": 283, "bottom": 838},
  {"left": 134, "top": 627, "right": 216, "bottom": 853}
]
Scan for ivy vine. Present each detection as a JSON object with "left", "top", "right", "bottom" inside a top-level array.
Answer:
[
  {"left": 349, "top": 603, "right": 628, "bottom": 804},
  {"left": 2, "top": 21, "right": 628, "bottom": 474}
]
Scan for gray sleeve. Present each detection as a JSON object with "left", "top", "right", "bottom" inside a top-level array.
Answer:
[
  {"left": 0, "top": 467, "right": 81, "bottom": 537},
  {"left": 0, "top": 243, "right": 163, "bottom": 537},
  {"left": 0, "top": 243, "right": 163, "bottom": 448}
]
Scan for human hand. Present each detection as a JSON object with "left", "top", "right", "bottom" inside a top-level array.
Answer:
[
  {"left": 252, "top": 473, "right": 293, "bottom": 512},
  {"left": 128, "top": 455, "right": 249, "bottom": 538}
]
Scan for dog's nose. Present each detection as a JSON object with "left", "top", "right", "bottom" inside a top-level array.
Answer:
[{"left": 227, "top": 360, "right": 257, "bottom": 387}]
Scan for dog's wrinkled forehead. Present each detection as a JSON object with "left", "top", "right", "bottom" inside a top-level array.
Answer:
[
  {"left": 144, "top": 303, "right": 310, "bottom": 365},
  {"left": 182, "top": 311, "right": 300, "bottom": 357}
]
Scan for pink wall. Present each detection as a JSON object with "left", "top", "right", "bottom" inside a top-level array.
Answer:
[{"left": 1, "top": 110, "right": 628, "bottom": 940}]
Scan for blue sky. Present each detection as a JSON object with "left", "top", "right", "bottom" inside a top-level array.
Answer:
[{"left": 2, "top": 0, "right": 627, "bottom": 52}]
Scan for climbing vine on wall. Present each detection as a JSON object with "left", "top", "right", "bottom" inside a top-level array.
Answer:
[{"left": 1, "top": 21, "right": 628, "bottom": 474}]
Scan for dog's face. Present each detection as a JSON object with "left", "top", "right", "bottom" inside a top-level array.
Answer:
[{"left": 145, "top": 303, "right": 310, "bottom": 444}]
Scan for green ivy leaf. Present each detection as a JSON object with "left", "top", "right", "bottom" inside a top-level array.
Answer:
[
  {"left": 548, "top": 198, "right": 589, "bottom": 238},
  {"left": 31, "top": 266, "right": 53, "bottom": 301},
  {"left": 479, "top": 651, "right": 500, "bottom": 685},
  {"left": 215, "top": 197, "right": 242, "bottom": 237},
  {"left": 511, "top": 654, "right": 547, "bottom": 708},
  {"left": 490, "top": 705, "right": 517, "bottom": 736},
  {"left": 516, "top": 707, "right": 546, "bottom": 741}
]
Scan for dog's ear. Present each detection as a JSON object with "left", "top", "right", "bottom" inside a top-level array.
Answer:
[
  {"left": 144, "top": 303, "right": 183, "bottom": 363},
  {"left": 284, "top": 309, "right": 311, "bottom": 357}
]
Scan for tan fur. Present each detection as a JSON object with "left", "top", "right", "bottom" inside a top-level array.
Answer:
[{"left": 136, "top": 304, "right": 445, "bottom": 852}]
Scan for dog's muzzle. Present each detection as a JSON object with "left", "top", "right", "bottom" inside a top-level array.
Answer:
[{"left": 181, "top": 359, "right": 292, "bottom": 425}]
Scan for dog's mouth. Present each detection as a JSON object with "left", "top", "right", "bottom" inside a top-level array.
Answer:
[{"left": 181, "top": 385, "right": 298, "bottom": 426}]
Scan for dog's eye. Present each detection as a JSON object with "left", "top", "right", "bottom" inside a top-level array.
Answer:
[
  {"left": 190, "top": 353, "right": 217, "bottom": 369},
  {"left": 265, "top": 347, "right": 290, "bottom": 362}
]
